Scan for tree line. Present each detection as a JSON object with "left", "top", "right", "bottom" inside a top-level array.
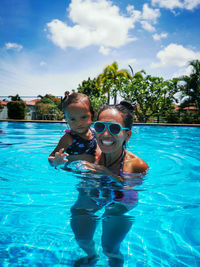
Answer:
[{"left": 3, "top": 59, "right": 200, "bottom": 124}]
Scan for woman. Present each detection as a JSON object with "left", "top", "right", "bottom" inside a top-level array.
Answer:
[
  {"left": 70, "top": 101, "right": 148, "bottom": 266},
  {"left": 94, "top": 101, "right": 148, "bottom": 177}
]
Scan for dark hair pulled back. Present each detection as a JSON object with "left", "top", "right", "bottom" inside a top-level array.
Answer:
[{"left": 97, "top": 100, "right": 134, "bottom": 129}]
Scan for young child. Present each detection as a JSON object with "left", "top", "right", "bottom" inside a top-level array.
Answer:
[{"left": 48, "top": 93, "right": 98, "bottom": 167}]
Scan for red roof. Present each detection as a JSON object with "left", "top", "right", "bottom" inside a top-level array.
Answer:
[
  {"left": 0, "top": 100, "right": 7, "bottom": 105},
  {"left": 183, "top": 106, "right": 197, "bottom": 110},
  {"left": 174, "top": 104, "right": 197, "bottom": 111},
  {"left": 24, "top": 99, "right": 40, "bottom": 106}
]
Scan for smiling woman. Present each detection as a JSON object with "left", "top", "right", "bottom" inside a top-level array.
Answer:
[{"left": 94, "top": 101, "right": 148, "bottom": 175}]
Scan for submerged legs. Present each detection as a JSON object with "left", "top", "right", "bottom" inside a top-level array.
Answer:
[
  {"left": 101, "top": 204, "right": 133, "bottom": 267},
  {"left": 70, "top": 190, "right": 101, "bottom": 265}
]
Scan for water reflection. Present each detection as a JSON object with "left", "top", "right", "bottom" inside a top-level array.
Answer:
[{"left": 68, "top": 161, "right": 143, "bottom": 267}]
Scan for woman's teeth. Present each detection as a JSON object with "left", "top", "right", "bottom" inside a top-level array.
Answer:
[{"left": 102, "top": 140, "right": 113, "bottom": 145}]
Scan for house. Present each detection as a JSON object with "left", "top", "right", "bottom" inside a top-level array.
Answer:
[
  {"left": 0, "top": 99, "right": 40, "bottom": 120},
  {"left": 24, "top": 99, "right": 40, "bottom": 120},
  {"left": 0, "top": 101, "right": 8, "bottom": 119},
  {"left": 174, "top": 104, "right": 198, "bottom": 114}
]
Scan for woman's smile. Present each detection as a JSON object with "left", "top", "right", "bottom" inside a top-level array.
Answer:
[{"left": 101, "top": 139, "right": 114, "bottom": 146}]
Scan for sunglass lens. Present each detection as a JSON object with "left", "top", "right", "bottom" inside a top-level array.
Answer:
[
  {"left": 94, "top": 122, "right": 105, "bottom": 133},
  {"left": 109, "top": 124, "right": 121, "bottom": 135}
]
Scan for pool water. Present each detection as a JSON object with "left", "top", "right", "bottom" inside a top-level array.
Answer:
[{"left": 0, "top": 122, "right": 200, "bottom": 266}]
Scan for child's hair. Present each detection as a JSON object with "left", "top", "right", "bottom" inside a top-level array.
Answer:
[
  {"left": 97, "top": 100, "right": 134, "bottom": 129},
  {"left": 62, "top": 92, "right": 94, "bottom": 120}
]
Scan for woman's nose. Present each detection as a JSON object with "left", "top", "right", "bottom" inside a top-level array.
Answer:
[{"left": 102, "top": 127, "right": 111, "bottom": 136}]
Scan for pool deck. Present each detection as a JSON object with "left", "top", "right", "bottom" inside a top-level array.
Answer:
[{"left": 1, "top": 119, "right": 200, "bottom": 127}]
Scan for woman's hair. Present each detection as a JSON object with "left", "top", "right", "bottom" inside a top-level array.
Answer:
[
  {"left": 62, "top": 92, "right": 94, "bottom": 119},
  {"left": 97, "top": 100, "right": 134, "bottom": 129}
]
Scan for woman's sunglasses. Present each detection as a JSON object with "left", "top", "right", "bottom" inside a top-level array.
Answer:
[{"left": 93, "top": 121, "right": 129, "bottom": 136}]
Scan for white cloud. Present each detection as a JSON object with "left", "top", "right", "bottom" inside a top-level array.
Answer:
[
  {"left": 151, "top": 0, "right": 200, "bottom": 10},
  {"left": 151, "top": 43, "right": 200, "bottom": 68},
  {"left": 5, "top": 42, "right": 23, "bottom": 51},
  {"left": 153, "top": 32, "right": 168, "bottom": 40},
  {"left": 118, "top": 58, "right": 137, "bottom": 70},
  {"left": 142, "top": 4, "right": 160, "bottom": 23},
  {"left": 99, "top": 46, "right": 110, "bottom": 55},
  {"left": 173, "top": 65, "right": 193, "bottom": 78},
  {"left": 128, "top": 3, "right": 160, "bottom": 32},
  {"left": 141, "top": 21, "right": 156, "bottom": 32},
  {"left": 47, "top": 0, "right": 134, "bottom": 52},
  {"left": 46, "top": 1, "right": 161, "bottom": 53},
  {"left": 126, "top": 5, "right": 142, "bottom": 23}
]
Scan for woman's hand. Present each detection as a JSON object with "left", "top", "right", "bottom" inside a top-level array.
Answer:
[{"left": 48, "top": 148, "right": 68, "bottom": 167}]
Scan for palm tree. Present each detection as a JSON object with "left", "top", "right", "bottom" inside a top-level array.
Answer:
[
  {"left": 179, "top": 59, "right": 200, "bottom": 111},
  {"left": 96, "top": 61, "right": 132, "bottom": 104},
  {"left": 9, "top": 94, "right": 21, "bottom": 101}
]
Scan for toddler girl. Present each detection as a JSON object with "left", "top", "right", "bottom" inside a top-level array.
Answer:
[{"left": 48, "top": 93, "right": 98, "bottom": 167}]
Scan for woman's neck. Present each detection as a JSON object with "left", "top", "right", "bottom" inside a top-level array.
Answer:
[{"left": 103, "top": 148, "right": 124, "bottom": 169}]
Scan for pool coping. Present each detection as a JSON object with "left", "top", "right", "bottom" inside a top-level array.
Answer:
[{"left": 0, "top": 119, "right": 200, "bottom": 127}]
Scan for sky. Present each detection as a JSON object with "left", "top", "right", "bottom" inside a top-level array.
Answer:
[{"left": 0, "top": 0, "right": 200, "bottom": 99}]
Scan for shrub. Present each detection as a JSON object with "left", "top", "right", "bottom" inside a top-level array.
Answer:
[
  {"left": 7, "top": 101, "right": 26, "bottom": 119},
  {"left": 164, "top": 110, "right": 180, "bottom": 123},
  {"left": 179, "top": 112, "right": 200, "bottom": 124}
]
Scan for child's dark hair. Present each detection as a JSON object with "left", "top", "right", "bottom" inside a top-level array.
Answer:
[
  {"left": 62, "top": 92, "right": 94, "bottom": 119},
  {"left": 97, "top": 100, "right": 134, "bottom": 129}
]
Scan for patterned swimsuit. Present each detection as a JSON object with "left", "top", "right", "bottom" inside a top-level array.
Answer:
[{"left": 65, "top": 128, "right": 97, "bottom": 156}]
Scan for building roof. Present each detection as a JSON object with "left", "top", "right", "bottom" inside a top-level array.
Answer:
[
  {"left": 0, "top": 100, "right": 7, "bottom": 105},
  {"left": 174, "top": 104, "right": 198, "bottom": 111},
  {"left": 24, "top": 99, "right": 40, "bottom": 106}
]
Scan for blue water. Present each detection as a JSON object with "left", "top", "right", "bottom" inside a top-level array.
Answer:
[{"left": 0, "top": 121, "right": 200, "bottom": 266}]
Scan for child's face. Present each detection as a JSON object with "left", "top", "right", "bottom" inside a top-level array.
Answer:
[{"left": 64, "top": 101, "right": 92, "bottom": 134}]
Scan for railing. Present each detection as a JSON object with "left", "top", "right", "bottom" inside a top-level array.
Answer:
[{"left": 0, "top": 96, "right": 63, "bottom": 101}]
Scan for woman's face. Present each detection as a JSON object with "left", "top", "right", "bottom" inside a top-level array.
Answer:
[{"left": 96, "top": 108, "right": 131, "bottom": 154}]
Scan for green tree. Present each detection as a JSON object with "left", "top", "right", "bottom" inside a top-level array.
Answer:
[
  {"left": 9, "top": 94, "right": 21, "bottom": 101},
  {"left": 120, "top": 72, "right": 178, "bottom": 122},
  {"left": 77, "top": 77, "right": 101, "bottom": 97},
  {"left": 178, "top": 59, "right": 200, "bottom": 112},
  {"left": 96, "top": 61, "right": 132, "bottom": 104},
  {"left": 7, "top": 100, "right": 26, "bottom": 119},
  {"left": 77, "top": 77, "right": 107, "bottom": 116},
  {"left": 36, "top": 94, "right": 63, "bottom": 120}
]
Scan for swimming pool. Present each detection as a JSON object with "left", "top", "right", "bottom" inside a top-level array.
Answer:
[{"left": 0, "top": 121, "right": 200, "bottom": 266}]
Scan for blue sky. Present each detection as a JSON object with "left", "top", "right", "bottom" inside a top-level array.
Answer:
[{"left": 0, "top": 0, "right": 200, "bottom": 98}]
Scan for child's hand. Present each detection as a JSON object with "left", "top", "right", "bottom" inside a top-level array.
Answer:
[{"left": 49, "top": 148, "right": 68, "bottom": 167}]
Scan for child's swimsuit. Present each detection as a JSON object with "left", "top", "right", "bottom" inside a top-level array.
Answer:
[{"left": 65, "top": 128, "right": 97, "bottom": 155}]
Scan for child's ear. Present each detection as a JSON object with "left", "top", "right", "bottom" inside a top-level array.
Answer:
[{"left": 125, "top": 130, "right": 132, "bottom": 141}]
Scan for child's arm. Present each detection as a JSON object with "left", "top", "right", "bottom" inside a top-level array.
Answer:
[
  {"left": 48, "top": 134, "right": 72, "bottom": 167},
  {"left": 48, "top": 148, "right": 68, "bottom": 167}
]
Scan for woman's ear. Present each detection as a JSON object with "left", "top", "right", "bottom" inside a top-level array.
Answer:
[{"left": 125, "top": 130, "right": 132, "bottom": 141}]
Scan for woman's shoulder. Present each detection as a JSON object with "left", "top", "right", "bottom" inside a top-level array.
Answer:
[{"left": 123, "top": 150, "right": 148, "bottom": 174}]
